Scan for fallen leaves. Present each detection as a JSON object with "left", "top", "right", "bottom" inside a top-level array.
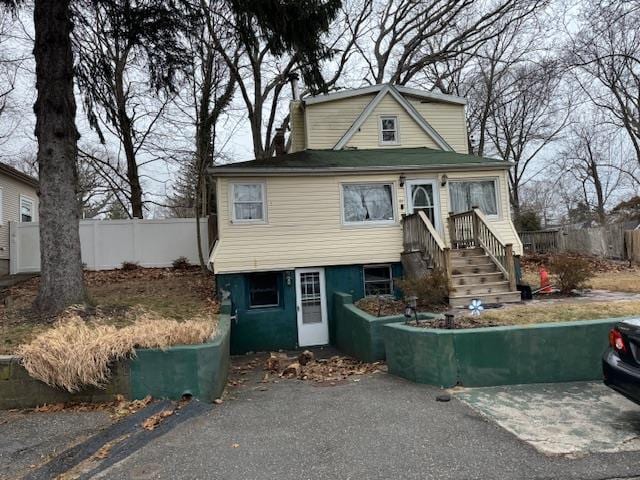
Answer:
[
  {"left": 265, "top": 351, "right": 384, "bottom": 384},
  {"left": 141, "top": 408, "right": 174, "bottom": 431},
  {"left": 522, "top": 253, "right": 634, "bottom": 274}
]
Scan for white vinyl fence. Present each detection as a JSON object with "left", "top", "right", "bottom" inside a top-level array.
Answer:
[{"left": 9, "top": 218, "right": 209, "bottom": 274}]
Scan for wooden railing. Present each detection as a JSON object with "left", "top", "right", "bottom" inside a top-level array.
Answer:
[
  {"left": 403, "top": 210, "right": 451, "bottom": 278},
  {"left": 448, "top": 207, "right": 516, "bottom": 291}
]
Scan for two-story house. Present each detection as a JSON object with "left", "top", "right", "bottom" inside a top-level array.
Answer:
[{"left": 209, "top": 84, "right": 523, "bottom": 354}]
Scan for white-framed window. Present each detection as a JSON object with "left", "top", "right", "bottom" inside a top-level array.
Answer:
[
  {"left": 231, "top": 182, "right": 266, "bottom": 223},
  {"left": 379, "top": 115, "right": 399, "bottom": 145},
  {"left": 363, "top": 264, "right": 393, "bottom": 296},
  {"left": 448, "top": 179, "right": 499, "bottom": 217},
  {"left": 341, "top": 183, "right": 396, "bottom": 225},
  {"left": 19, "top": 195, "right": 34, "bottom": 223}
]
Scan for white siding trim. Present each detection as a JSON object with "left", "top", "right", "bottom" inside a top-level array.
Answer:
[
  {"left": 0, "top": 187, "right": 4, "bottom": 225},
  {"left": 303, "top": 83, "right": 466, "bottom": 106},
  {"left": 333, "top": 85, "right": 454, "bottom": 151}
]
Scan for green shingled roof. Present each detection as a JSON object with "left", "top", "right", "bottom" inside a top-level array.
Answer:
[{"left": 209, "top": 148, "right": 508, "bottom": 174}]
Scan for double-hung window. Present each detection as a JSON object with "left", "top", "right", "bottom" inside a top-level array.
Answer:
[
  {"left": 19, "top": 195, "right": 34, "bottom": 223},
  {"left": 448, "top": 179, "right": 499, "bottom": 217},
  {"left": 342, "top": 183, "right": 395, "bottom": 225},
  {"left": 231, "top": 182, "right": 265, "bottom": 223},
  {"left": 363, "top": 265, "right": 393, "bottom": 296},
  {"left": 379, "top": 116, "right": 399, "bottom": 145}
]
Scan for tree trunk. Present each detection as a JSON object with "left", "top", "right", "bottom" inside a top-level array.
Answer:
[{"left": 33, "top": 0, "right": 87, "bottom": 314}]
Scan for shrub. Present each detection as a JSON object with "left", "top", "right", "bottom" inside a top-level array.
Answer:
[
  {"left": 121, "top": 261, "right": 139, "bottom": 271},
  {"left": 396, "top": 268, "right": 450, "bottom": 308},
  {"left": 514, "top": 209, "right": 542, "bottom": 231},
  {"left": 548, "top": 255, "right": 594, "bottom": 294},
  {"left": 172, "top": 256, "right": 191, "bottom": 270}
]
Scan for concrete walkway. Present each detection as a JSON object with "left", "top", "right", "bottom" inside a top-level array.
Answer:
[{"left": 456, "top": 382, "right": 640, "bottom": 456}]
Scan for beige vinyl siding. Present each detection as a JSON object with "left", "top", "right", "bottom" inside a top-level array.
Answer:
[
  {"left": 345, "top": 95, "right": 440, "bottom": 150},
  {"left": 288, "top": 101, "right": 306, "bottom": 153},
  {"left": 211, "top": 169, "right": 521, "bottom": 274},
  {"left": 408, "top": 98, "right": 469, "bottom": 153},
  {"left": 299, "top": 92, "right": 468, "bottom": 152},
  {"left": 0, "top": 173, "right": 38, "bottom": 260},
  {"left": 304, "top": 94, "right": 375, "bottom": 149}
]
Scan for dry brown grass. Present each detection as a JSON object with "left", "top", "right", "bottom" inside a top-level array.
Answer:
[
  {"left": 1, "top": 268, "right": 217, "bottom": 354},
  {"left": 477, "top": 300, "right": 640, "bottom": 326},
  {"left": 17, "top": 307, "right": 215, "bottom": 392}
]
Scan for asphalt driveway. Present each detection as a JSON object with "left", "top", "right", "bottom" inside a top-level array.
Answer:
[
  {"left": 3, "top": 356, "right": 640, "bottom": 480},
  {"left": 94, "top": 362, "right": 640, "bottom": 480}
]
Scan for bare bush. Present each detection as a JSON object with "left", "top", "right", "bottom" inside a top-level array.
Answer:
[
  {"left": 396, "top": 268, "right": 450, "bottom": 308},
  {"left": 548, "top": 256, "right": 594, "bottom": 294}
]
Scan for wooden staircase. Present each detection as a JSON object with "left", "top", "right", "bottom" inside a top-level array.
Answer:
[
  {"left": 402, "top": 208, "right": 521, "bottom": 308},
  {"left": 448, "top": 247, "right": 520, "bottom": 308}
]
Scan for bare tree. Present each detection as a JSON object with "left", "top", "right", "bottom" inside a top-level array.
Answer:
[
  {"left": 72, "top": 0, "right": 191, "bottom": 218},
  {"left": 568, "top": 1, "right": 640, "bottom": 169},
  {"left": 559, "top": 119, "right": 632, "bottom": 225},
  {"left": 353, "top": 0, "right": 548, "bottom": 85},
  {"left": 486, "top": 59, "right": 570, "bottom": 214},
  {"left": 210, "top": 0, "right": 345, "bottom": 159}
]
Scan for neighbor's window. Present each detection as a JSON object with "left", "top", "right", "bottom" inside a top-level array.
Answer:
[
  {"left": 379, "top": 116, "right": 398, "bottom": 144},
  {"left": 448, "top": 180, "right": 498, "bottom": 216},
  {"left": 20, "top": 195, "right": 34, "bottom": 223},
  {"left": 364, "top": 265, "right": 393, "bottom": 296},
  {"left": 232, "top": 183, "right": 265, "bottom": 222},
  {"left": 248, "top": 272, "right": 280, "bottom": 308},
  {"left": 342, "top": 183, "right": 395, "bottom": 224}
]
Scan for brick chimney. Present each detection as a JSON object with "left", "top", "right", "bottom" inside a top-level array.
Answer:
[{"left": 274, "top": 127, "right": 286, "bottom": 156}]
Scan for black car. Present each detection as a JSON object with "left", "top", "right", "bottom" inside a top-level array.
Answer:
[{"left": 603, "top": 319, "right": 640, "bottom": 405}]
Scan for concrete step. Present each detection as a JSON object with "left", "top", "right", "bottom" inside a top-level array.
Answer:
[
  {"left": 450, "top": 263, "right": 498, "bottom": 275},
  {"left": 450, "top": 247, "right": 485, "bottom": 258},
  {"left": 449, "top": 291, "right": 522, "bottom": 308},
  {"left": 451, "top": 255, "right": 492, "bottom": 266},
  {"left": 451, "top": 281, "right": 511, "bottom": 297},
  {"left": 451, "top": 272, "right": 505, "bottom": 286}
]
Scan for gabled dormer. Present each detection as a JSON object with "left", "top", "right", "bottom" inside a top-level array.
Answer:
[{"left": 288, "top": 84, "right": 468, "bottom": 154}]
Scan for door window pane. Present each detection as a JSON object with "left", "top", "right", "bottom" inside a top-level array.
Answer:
[
  {"left": 342, "top": 184, "right": 394, "bottom": 223},
  {"left": 411, "top": 184, "right": 436, "bottom": 225},
  {"left": 364, "top": 265, "right": 393, "bottom": 296},
  {"left": 300, "top": 272, "right": 322, "bottom": 324},
  {"left": 448, "top": 180, "right": 498, "bottom": 216},
  {"left": 248, "top": 272, "right": 279, "bottom": 308}
]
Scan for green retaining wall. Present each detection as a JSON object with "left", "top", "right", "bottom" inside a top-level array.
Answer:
[
  {"left": 333, "top": 292, "right": 439, "bottom": 363},
  {"left": 383, "top": 318, "right": 632, "bottom": 388},
  {"left": 0, "top": 303, "right": 231, "bottom": 409}
]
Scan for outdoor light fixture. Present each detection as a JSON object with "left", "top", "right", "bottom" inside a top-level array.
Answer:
[
  {"left": 404, "top": 295, "right": 418, "bottom": 324},
  {"left": 440, "top": 174, "right": 448, "bottom": 187},
  {"left": 399, "top": 174, "right": 406, "bottom": 187}
]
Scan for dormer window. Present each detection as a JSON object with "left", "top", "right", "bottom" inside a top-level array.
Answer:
[{"left": 379, "top": 115, "right": 399, "bottom": 145}]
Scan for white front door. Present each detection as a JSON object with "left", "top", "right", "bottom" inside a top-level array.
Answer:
[
  {"left": 406, "top": 179, "right": 441, "bottom": 232},
  {"left": 295, "top": 268, "right": 329, "bottom": 347}
]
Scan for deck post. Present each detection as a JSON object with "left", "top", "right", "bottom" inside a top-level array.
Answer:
[
  {"left": 505, "top": 243, "right": 516, "bottom": 291},
  {"left": 447, "top": 212, "right": 455, "bottom": 246},
  {"left": 443, "top": 247, "right": 452, "bottom": 289},
  {"left": 471, "top": 207, "right": 480, "bottom": 248}
]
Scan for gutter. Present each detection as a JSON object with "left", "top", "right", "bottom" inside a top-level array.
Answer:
[{"left": 207, "top": 161, "right": 513, "bottom": 176}]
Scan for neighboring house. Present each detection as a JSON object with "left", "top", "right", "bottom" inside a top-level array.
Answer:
[
  {"left": 209, "top": 84, "right": 523, "bottom": 354},
  {"left": 0, "top": 162, "right": 38, "bottom": 275}
]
